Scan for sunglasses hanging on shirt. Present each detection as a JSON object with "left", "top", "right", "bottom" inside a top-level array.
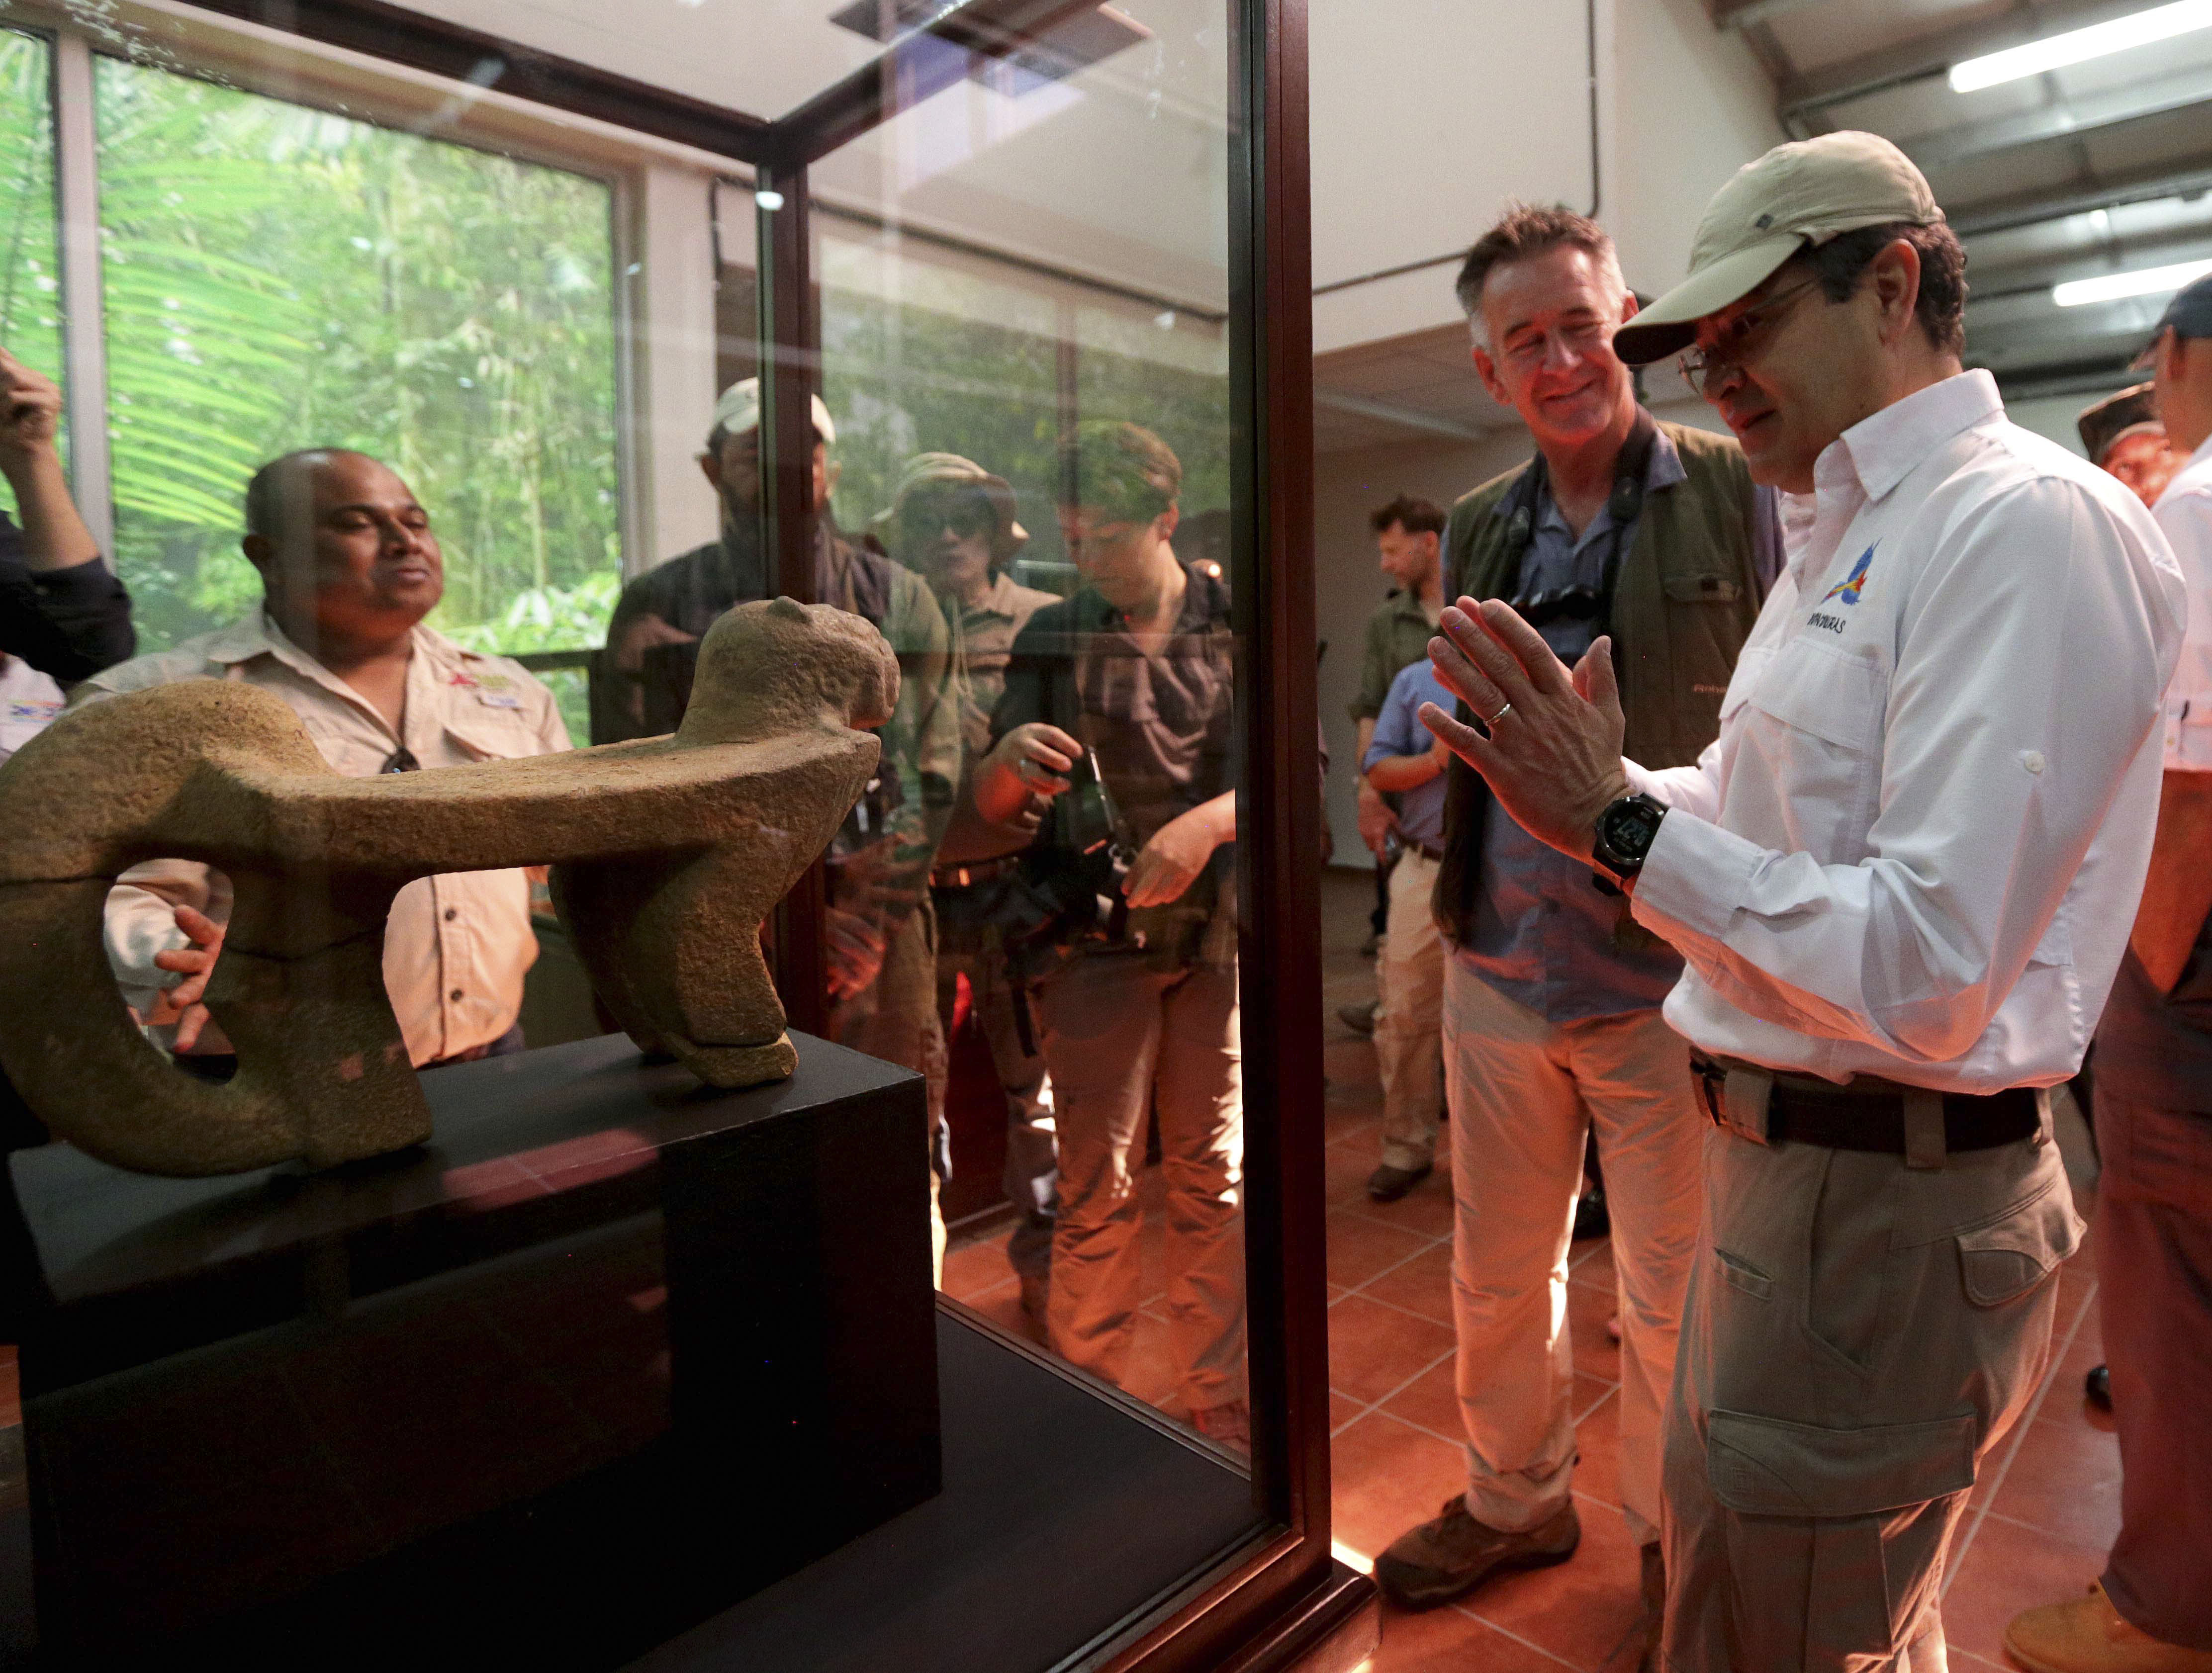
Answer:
[
  {"left": 380, "top": 746, "right": 421, "bottom": 774},
  {"left": 1498, "top": 410, "right": 1659, "bottom": 642}
]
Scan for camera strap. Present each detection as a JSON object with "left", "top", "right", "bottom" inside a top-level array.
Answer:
[{"left": 1499, "top": 408, "right": 1659, "bottom": 642}]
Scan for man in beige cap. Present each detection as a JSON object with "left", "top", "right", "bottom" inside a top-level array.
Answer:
[
  {"left": 599, "top": 380, "right": 961, "bottom": 1276},
  {"left": 1417, "top": 132, "right": 2183, "bottom": 1672}
]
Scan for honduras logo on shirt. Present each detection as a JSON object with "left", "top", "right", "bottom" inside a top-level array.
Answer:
[{"left": 1822, "top": 543, "right": 1876, "bottom": 606}]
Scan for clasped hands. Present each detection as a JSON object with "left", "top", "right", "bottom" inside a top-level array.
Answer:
[{"left": 1417, "top": 596, "right": 1632, "bottom": 868}]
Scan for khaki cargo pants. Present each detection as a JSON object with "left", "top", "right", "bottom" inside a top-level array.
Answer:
[{"left": 1661, "top": 1112, "right": 2082, "bottom": 1673}]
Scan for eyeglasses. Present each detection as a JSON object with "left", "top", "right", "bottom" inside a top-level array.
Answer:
[
  {"left": 901, "top": 488, "right": 998, "bottom": 540},
  {"left": 380, "top": 746, "right": 420, "bottom": 774},
  {"left": 1678, "top": 273, "right": 1826, "bottom": 398}
]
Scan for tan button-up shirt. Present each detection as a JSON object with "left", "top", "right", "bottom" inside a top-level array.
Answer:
[{"left": 75, "top": 613, "right": 571, "bottom": 1065}]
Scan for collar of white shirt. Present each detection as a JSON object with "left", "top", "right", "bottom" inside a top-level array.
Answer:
[{"left": 1797, "top": 369, "right": 2003, "bottom": 587}]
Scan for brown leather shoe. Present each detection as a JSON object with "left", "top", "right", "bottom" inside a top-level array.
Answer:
[
  {"left": 1373, "top": 1496, "right": 1579, "bottom": 1610},
  {"left": 2006, "top": 1583, "right": 2212, "bottom": 1673},
  {"left": 1366, "top": 1160, "right": 1432, "bottom": 1202},
  {"left": 1639, "top": 1540, "right": 1664, "bottom": 1672}
]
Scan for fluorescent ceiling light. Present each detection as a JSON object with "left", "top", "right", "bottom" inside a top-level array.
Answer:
[
  {"left": 1950, "top": 0, "right": 2212, "bottom": 92},
  {"left": 2053, "top": 257, "right": 2212, "bottom": 307}
]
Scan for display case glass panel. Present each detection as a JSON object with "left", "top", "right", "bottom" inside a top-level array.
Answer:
[{"left": 0, "top": 0, "right": 1344, "bottom": 1665}]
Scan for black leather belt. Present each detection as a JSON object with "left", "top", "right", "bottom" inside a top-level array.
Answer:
[
  {"left": 1690, "top": 1053, "right": 2041, "bottom": 1156},
  {"left": 931, "top": 855, "right": 1023, "bottom": 891}
]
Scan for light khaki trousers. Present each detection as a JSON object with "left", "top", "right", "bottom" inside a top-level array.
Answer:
[
  {"left": 1442, "top": 962, "right": 1704, "bottom": 1548},
  {"left": 828, "top": 897, "right": 950, "bottom": 1283},
  {"left": 1661, "top": 1118, "right": 2081, "bottom": 1673},
  {"left": 1034, "top": 951, "right": 1246, "bottom": 1414},
  {"left": 1373, "top": 849, "right": 1445, "bottom": 1172}
]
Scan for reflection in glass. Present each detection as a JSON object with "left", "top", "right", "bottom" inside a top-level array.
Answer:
[
  {"left": 92, "top": 59, "right": 618, "bottom": 741},
  {"left": 0, "top": 26, "right": 64, "bottom": 484},
  {"left": 809, "top": 0, "right": 1248, "bottom": 1454}
]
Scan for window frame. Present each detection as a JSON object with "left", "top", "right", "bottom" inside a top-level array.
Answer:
[{"left": 4, "top": 0, "right": 761, "bottom": 594}]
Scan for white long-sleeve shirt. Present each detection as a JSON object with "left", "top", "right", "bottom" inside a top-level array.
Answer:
[
  {"left": 2153, "top": 429, "right": 2212, "bottom": 773},
  {"left": 1626, "top": 370, "right": 2185, "bottom": 1092}
]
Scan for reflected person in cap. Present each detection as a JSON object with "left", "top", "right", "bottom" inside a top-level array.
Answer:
[
  {"left": 2078, "top": 382, "right": 2177, "bottom": 510},
  {"left": 2007, "top": 272, "right": 2212, "bottom": 1673},
  {"left": 876, "top": 452, "right": 1063, "bottom": 1324},
  {"left": 598, "top": 378, "right": 962, "bottom": 1279},
  {"left": 1419, "top": 131, "right": 2183, "bottom": 1673}
]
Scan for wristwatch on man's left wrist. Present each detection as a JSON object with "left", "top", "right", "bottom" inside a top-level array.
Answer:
[{"left": 1591, "top": 792, "right": 1667, "bottom": 883}]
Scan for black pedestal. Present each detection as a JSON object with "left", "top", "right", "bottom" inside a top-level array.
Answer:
[{"left": 6, "top": 1032, "right": 939, "bottom": 1668}]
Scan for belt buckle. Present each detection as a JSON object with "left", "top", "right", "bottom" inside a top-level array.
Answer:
[{"left": 1719, "top": 1066, "right": 1773, "bottom": 1145}]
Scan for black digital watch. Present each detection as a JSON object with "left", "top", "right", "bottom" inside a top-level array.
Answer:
[{"left": 1592, "top": 792, "right": 1667, "bottom": 882}]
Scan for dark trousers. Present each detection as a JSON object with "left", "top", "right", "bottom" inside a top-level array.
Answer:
[{"left": 2097, "top": 1090, "right": 2212, "bottom": 1650}]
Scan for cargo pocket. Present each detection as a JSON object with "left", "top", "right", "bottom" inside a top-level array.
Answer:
[
  {"left": 1956, "top": 1183, "right": 2082, "bottom": 1308},
  {"left": 1707, "top": 1409, "right": 1977, "bottom": 1662},
  {"left": 1714, "top": 1247, "right": 1773, "bottom": 1301}
]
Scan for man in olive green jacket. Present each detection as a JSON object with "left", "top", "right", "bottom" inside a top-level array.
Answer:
[{"left": 1375, "top": 206, "right": 1777, "bottom": 1665}]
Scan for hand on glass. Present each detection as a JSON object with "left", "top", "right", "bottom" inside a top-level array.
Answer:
[
  {"left": 0, "top": 347, "right": 64, "bottom": 471},
  {"left": 1123, "top": 799, "right": 1228, "bottom": 908},
  {"left": 1418, "top": 597, "right": 1630, "bottom": 864},
  {"left": 824, "top": 904, "right": 889, "bottom": 1000},
  {"left": 1354, "top": 776, "right": 1398, "bottom": 857},
  {"left": 145, "top": 904, "right": 234, "bottom": 1055}
]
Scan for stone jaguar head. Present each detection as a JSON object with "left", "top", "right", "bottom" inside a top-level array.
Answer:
[{"left": 678, "top": 597, "right": 900, "bottom": 746}]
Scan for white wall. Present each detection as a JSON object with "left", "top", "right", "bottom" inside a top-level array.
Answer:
[
  {"left": 2004, "top": 394, "right": 2094, "bottom": 456},
  {"left": 1309, "top": 0, "right": 1785, "bottom": 354},
  {"left": 1606, "top": 0, "right": 1787, "bottom": 301}
]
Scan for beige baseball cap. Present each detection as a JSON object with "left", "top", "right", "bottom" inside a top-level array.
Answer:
[
  {"left": 706, "top": 375, "right": 836, "bottom": 448},
  {"left": 1613, "top": 131, "right": 1943, "bottom": 367}
]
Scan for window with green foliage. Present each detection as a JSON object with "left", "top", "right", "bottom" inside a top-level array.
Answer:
[
  {"left": 93, "top": 58, "right": 620, "bottom": 739},
  {"left": 816, "top": 217, "right": 1230, "bottom": 596},
  {"left": 0, "top": 28, "right": 64, "bottom": 508}
]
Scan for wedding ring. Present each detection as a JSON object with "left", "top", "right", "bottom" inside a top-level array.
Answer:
[{"left": 1487, "top": 701, "right": 1514, "bottom": 727}]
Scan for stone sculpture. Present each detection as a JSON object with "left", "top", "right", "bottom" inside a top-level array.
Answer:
[{"left": 0, "top": 598, "right": 898, "bottom": 1178}]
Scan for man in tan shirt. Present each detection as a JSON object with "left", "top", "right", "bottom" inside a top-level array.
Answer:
[{"left": 79, "top": 447, "right": 569, "bottom": 1068}]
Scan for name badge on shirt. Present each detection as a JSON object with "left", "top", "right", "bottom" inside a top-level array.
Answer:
[{"left": 454, "top": 668, "right": 523, "bottom": 709}]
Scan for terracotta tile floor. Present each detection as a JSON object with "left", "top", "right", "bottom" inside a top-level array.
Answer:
[
  {"left": 0, "top": 870, "right": 2126, "bottom": 1673},
  {"left": 942, "top": 869, "right": 2133, "bottom": 1673}
]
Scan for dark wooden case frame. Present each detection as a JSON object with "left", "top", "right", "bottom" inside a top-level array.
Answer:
[{"left": 158, "top": 0, "right": 1367, "bottom": 1665}]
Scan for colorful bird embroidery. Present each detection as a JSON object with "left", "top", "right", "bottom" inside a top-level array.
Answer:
[{"left": 1823, "top": 544, "right": 1875, "bottom": 605}]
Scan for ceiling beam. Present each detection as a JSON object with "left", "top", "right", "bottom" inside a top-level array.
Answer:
[
  {"left": 1712, "top": 0, "right": 1831, "bottom": 33},
  {"left": 1952, "top": 165, "right": 2212, "bottom": 238},
  {"left": 1776, "top": 0, "right": 2158, "bottom": 133},
  {"left": 1901, "top": 62, "right": 2212, "bottom": 172}
]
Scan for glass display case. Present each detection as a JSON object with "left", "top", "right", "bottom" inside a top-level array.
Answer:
[{"left": 0, "top": 0, "right": 1358, "bottom": 1665}]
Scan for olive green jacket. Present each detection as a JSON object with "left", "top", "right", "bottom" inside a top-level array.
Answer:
[{"left": 1433, "top": 419, "right": 1767, "bottom": 947}]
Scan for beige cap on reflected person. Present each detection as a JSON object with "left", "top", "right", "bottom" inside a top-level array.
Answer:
[
  {"left": 1613, "top": 131, "right": 1943, "bottom": 368},
  {"left": 707, "top": 375, "right": 837, "bottom": 448}
]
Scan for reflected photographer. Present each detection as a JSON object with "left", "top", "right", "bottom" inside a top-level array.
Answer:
[{"left": 972, "top": 420, "right": 1246, "bottom": 1447}]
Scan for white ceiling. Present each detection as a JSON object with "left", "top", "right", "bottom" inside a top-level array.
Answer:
[{"left": 1318, "top": 0, "right": 2212, "bottom": 453}]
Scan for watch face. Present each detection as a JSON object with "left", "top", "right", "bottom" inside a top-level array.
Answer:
[{"left": 1600, "top": 797, "right": 1664, "bottom": 866}]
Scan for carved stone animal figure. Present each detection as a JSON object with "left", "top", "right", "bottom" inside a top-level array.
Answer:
[{"left": 0, "top": 598, "right": 896, "bottom": 1177}]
